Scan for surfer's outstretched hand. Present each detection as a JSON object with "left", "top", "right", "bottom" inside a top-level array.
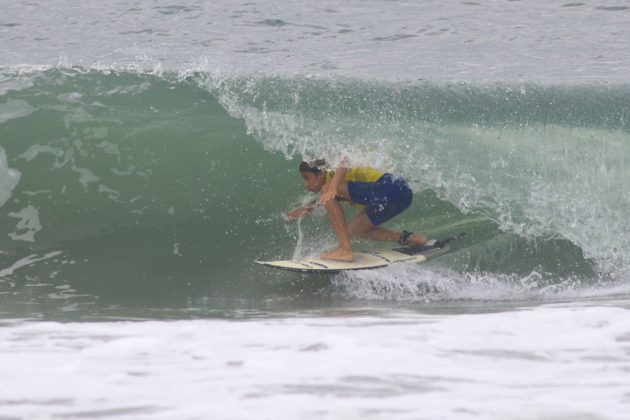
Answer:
[
  {"left": 285, "top": 207, "right": 311, "bottom": 220},
  {"left": 285, "top": 201, "right": 318, "bottom": 220}
]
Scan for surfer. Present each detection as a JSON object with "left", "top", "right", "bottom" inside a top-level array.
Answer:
[{"left": 286, "top": 158, "right": 430, "bottom": 262}]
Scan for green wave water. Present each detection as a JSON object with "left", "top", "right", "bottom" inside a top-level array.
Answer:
[{"left": 1, "top": 69, "right": 629, "bottom": 318}]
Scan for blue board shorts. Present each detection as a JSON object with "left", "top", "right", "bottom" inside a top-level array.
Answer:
[{"left": 347, "top": 174, "right": 413, "bottom": 225}]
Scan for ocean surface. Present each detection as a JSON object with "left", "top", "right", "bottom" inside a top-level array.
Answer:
[{"left": 1, "top": 1, "right": 630, "bottom": 419}]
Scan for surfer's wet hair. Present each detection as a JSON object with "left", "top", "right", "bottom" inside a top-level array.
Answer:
[{"left": 299, "top": 159, "right": 326, "bottom": 174}]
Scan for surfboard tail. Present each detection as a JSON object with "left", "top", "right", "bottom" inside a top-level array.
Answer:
[{"left": 436, "top": 232, "right": 466, "bottom": 248}]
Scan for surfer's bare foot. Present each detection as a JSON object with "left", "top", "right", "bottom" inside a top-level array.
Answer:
[
  {"left": 406, "top": 234, "right": 428, "bottom": 247},
  {"left": 321, "top": 247, "right": 354, "bottom": 262}
]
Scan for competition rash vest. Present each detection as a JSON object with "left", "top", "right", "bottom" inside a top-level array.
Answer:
[{"left": 324, "top": 167, "right": 384, "bottom": 209}]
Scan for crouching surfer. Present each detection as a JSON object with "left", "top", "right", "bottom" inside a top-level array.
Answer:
[{"left": 286, "top": 158, "right": 432, "bottom": 262}]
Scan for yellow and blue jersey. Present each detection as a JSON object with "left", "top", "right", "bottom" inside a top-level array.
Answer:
[
  {"left": 324, "top": 166, "right": 384, "bottom": 185},
  {"left": 324, "top": 167, "right": 384, "bottom": 209},
  {"left": 323, "top": 167, "right": 412, "bottom": 225}
]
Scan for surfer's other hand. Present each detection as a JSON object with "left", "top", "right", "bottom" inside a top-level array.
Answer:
[{"left": 319, "top": 183, "right": 337, "bottom": 205}]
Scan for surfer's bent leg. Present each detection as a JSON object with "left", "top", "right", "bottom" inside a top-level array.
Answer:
[
  {"left": 321, "top": 198, "right": 354, "bottom": 261},
  {"left": 347, "top": 174, "right": 428, "bottom": 246},
  {"left": 348, "top": 213, "right": 402, "bottom": 241}
]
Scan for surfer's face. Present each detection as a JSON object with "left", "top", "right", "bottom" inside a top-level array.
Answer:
[{"left": 301, "top": 171, "right": 325, "bottom": 193}]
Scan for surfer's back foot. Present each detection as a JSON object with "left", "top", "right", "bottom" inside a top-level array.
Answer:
[
  {"left": 321, "top": 248, "right": 354, "bottom": 262},
  {"left": 399, "top": 231, "right": 428, "bottom": 247}
]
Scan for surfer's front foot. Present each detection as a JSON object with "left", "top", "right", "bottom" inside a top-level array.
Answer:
[{"left": 321, "top": 248, "right": 354, "bottom": 262}]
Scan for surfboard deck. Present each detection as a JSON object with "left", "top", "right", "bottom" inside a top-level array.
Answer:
[{"left": 256, "top": 243, "right": 449, "bottom": 274}]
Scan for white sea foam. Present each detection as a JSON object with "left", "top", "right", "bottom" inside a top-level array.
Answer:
[
  {"left": 18, "top": 144, "right": 65, "bottom": 161},
  {"left": 72, "top": 166, "right": 100, "bottom": 190},
  {"left": 0, "top": 147, "right": 21, "bottom": 209},
  {"left": 8, "top": 205, "right": 42, "bottom": 242},
  {"left": 0, "top": 98, "right": 35, "bottom": 124},
  {"left": 337, "top": 264, "right": 630, "bottom": 303},
  {"left": 0, "top": 74, "right": 35, "bottom": 95},
  {"left": 0, "top": 251, "right": 62, "bottom": 278},
  {"left": 1, "top": 305, "right": 629, "bottom": 419}
]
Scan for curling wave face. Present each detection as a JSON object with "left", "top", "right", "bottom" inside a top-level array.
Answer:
[{"left": 0, "top": 68, "right": 629, "bottom": 317}]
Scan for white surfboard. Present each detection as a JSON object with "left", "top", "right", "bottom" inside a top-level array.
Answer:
[{"left": 256, "top": 243, "right": 450, "bottom": 274}]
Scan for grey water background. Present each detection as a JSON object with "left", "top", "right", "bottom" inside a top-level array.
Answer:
[{"left": 1, "top": 0, "right": 630, "bottom": 320}]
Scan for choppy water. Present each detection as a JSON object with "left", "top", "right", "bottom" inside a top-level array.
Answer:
[{"left": 1, "top": 1, "right": 630, "bottom": 419}]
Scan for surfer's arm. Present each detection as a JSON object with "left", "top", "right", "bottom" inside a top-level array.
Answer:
[
  {"left": 320, "top": 156, "right": 350, "bottom": 205},
  {"left": 285, "top": 200, "right": 318, "bottom": 220}
]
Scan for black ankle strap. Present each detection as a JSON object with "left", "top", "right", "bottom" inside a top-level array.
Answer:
[{"left": 399, "top": 231, "right": 413, "bottom": 246}]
